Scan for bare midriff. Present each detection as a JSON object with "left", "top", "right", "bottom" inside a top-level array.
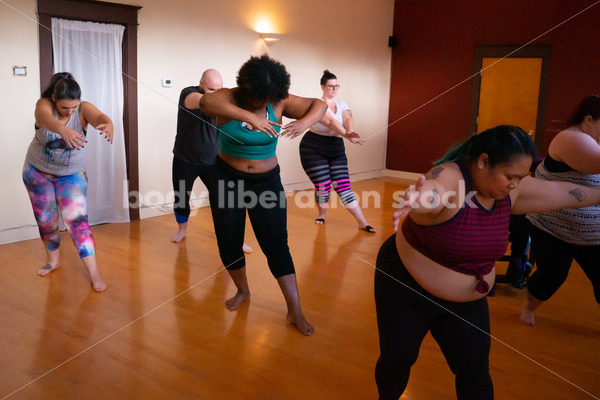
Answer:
[
  {"left": 395, "top": 231, "right": 495, "bottom": 302},
  {"left": 219, "top": 151, "right": 278, "bottom": 173}
]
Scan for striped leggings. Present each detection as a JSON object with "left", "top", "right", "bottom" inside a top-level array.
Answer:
[
  {"left": 22, "top": 163, "right": 95, "bottom": 258},
  {"left": 299, "top": 131, "right": 357, "bottom": 206}
]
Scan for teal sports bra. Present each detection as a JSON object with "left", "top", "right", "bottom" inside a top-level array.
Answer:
[{"left": 218, "top": 103, "right": 280, "bottom": 159}]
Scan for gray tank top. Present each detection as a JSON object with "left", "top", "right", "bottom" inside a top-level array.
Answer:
[{"left": 25, "top": 106, "right": 86, "bottom": 176}]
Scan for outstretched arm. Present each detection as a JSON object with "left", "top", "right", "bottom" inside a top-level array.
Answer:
[
  {"left": 510, "top": 175, "right": 600, "bottom": 214},
  {"left": 321, "top": 112, "right": 363, "bottom": 144},
  {"left": 81, "top": 101, "right": 113, "bottom": 144},
  {"left": 184, "top": 92, "right": 202, "bottom": 110},
  {"left": 342, "top": 108, "right": 355, "bottom": 134},
  {"left": 279, "top": 95, "right": 327, "bottom": 139},
  {"left": 341, "top": 109, "right": 362, "bottom": 144},
  {"left": 35, "top": 98, "right": 87, "bottom": 149},
  {"left": 199, "top": 88, "right": 280, "bottom": 137},
  {"left": 392, "top": 164, "right": 457, "bottom": 230}
]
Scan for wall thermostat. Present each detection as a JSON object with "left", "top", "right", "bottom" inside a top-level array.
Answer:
[
  {"left": 13, "top": 66, "right": 27, "bottom": 76},
  {"left": 161, "top": 78, "right": 173, "bottom": 87}
]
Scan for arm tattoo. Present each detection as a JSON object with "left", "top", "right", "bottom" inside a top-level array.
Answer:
[
  {"left": 426, "top": 166, "right": 444, "bottom": 180},
  {"left": 569, "top": 188, "right": 586, "bottom": 202}
]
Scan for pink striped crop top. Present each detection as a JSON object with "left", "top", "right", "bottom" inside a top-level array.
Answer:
[{"left": 401, "top": 162, "right": 511, "bottom": 294}]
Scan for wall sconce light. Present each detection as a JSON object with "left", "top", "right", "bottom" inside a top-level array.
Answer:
[{"left": 259, "top": 32, "right": 284, "bottom": 46}]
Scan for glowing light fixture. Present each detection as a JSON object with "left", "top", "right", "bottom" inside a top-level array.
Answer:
[{"left": 259, "top": 32, "right": 284, "bottom": 46}]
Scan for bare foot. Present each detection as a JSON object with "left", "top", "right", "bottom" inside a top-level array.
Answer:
[
  {"left": 89, "top": 271, "right": 107, "bottom": 292},
  {"left": 520, "top": 308, "right": 536, "bottom": 326},
  {"left": 92, "top": 278, "right": 108, "bottom": 292},
  {"left": 37, "top": 263, "right": 60, "bottom": 276},
  {"left": 225, "top": 290, "right": 250, "bottom": 310},
  {"left": 171, "top": 230, "right": 186, "bottom": 243},
  {"left": 242, "top": 242, "right": 253, "bottom": 253},
  {"left": 286, "top": 313, "right": 315, "bottom": 336},
  {"left": 520, "top": 291, "right": 542, "bottom": 326}
]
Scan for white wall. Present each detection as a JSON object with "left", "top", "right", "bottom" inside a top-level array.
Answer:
[
  {"left": 0, "top": 0, "right": 42, "bottom": 243},
  {"left": 0, "top": 0, "right": 394, "bottom": 242}
]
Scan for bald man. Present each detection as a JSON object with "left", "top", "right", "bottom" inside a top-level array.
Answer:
[{"left": 170, "top": 70, "right": 252, "bottom": 252}]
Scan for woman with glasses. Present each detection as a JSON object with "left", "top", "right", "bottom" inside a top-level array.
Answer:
[
  {"left": 299, "top": 69, "right": 375, "bottom": 232},
  {"left": 521, "top": 94, "right": 600, "bottom": 326}
]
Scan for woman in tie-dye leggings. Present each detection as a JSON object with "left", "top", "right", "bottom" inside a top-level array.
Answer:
[
  {"left": 299, "top": 69, "right": 375, "bottom": 233},
  {"left": 23, "top": 72, "right": 113, "bottom": 291}
]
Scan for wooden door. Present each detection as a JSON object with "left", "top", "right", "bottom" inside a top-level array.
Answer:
[
  {"left": 477, "top": 58, "right": 542, "bottom": 138},
  {"left": 470, "top": 46, "right": 551, "bottom": 151}
]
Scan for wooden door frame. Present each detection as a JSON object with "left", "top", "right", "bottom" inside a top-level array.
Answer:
[
  {"left": 38, "top": 0, "right": 141, "bottom": 220},
  {"left": 470, "top": 46, "right": 552, "bottom": 151}
]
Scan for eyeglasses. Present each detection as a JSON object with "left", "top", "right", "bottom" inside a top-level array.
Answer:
[{"left": 325, "top": 84, "right": 340, "bottom": 89}]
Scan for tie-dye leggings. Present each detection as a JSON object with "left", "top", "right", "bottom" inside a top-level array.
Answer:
[
  {"left": 299, "top": 131, "right": 357, "bottom": 206},
  {"left": 22, "top": 163, "right": 95, "bottom": 258}
]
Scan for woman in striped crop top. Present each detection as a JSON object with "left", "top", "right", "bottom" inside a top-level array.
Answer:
[
  {"left": 521, "top": 94, "right": 600, "bottom": 326},
  {"left": 375, "top": 125, "right": 600, "bottom": 399},
  {"left": 200, "top": 55, "right": 327, "bottom": 336}
]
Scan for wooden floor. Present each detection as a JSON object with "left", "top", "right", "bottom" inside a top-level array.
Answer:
[{"left": 1, "top": 177, "right": 599, "bottom": 400}]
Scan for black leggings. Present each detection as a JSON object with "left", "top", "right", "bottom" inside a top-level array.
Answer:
[
  {"left": 374, "top": 234, "right": 493, "bottom": 400},
  {"left": 208, "top": 156, "right": 294, "bottom": 278},
  {"left": 172, "top": 156, "right": 214, "bottom": 223},
  {"left": 508, "top": 214, "right": 531, "bottom": 261},
  {"left": 528, "top": 226, "right": 600, "bottom": 303}
]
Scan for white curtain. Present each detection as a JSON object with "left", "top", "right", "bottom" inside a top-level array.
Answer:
[{"left": 51, "top": 18, "right": 130, "bottom": 225}]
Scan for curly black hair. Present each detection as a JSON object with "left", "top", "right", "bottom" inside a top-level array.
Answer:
[{"left": 235, "top": 55, "right": 290, "bottom": 106}]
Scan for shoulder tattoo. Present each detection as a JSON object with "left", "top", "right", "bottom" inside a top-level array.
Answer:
[{"left": 426, "top": 166, "right": 444, "bottom": 180}]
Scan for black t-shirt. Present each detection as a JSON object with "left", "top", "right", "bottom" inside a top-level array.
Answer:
[{"left": 172, "top": 85, "right": 219, "bottom": 166}]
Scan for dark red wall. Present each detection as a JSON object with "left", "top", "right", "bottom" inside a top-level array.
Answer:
[{"left": 387, "top": 0, "right": 600, "bottom": 173}]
